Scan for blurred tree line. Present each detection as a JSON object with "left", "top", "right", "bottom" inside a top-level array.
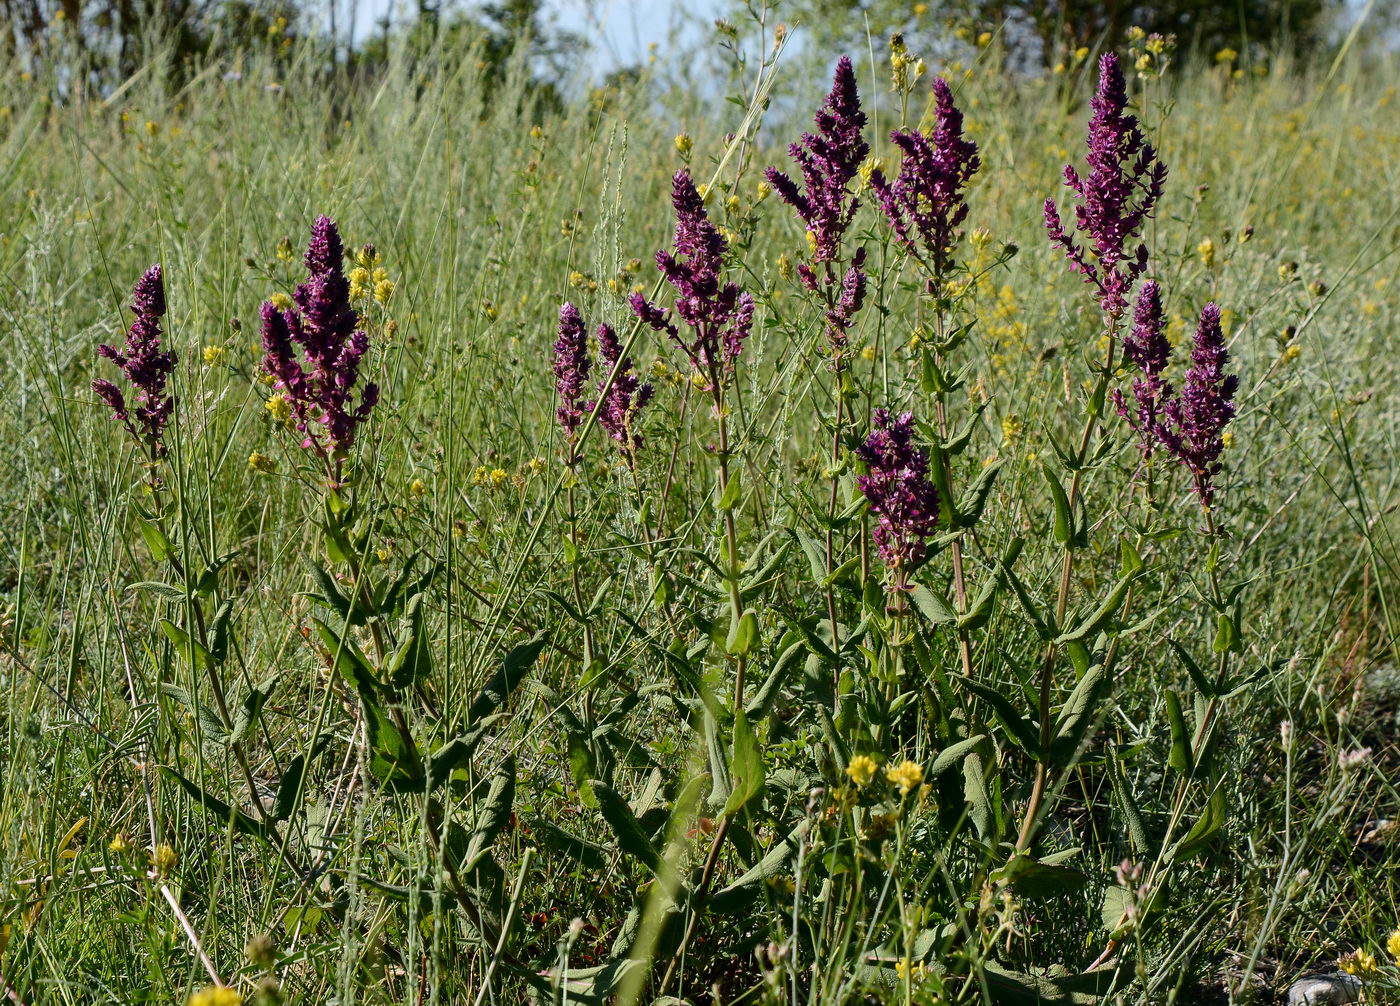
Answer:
[
  {"left": 0, "top": 0, "right": 1368, "bottom": 93},
  {"left": 760, "top": 0, "right": 1349, "bottom": 69}
]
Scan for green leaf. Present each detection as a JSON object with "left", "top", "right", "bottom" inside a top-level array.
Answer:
[
  {"left": 999, "top": 853, "right": 1089, "bottom": 898},
  {"left": 1170, "top": 639, "right": 1217, "bottom": 698},
  {"left": 929, "top": 735, "right": 985, "bottom": 779},
  {"left": 137, "top": 518, "right": 174, "bottom": 563},
  {"left": 468, "top": 632, "right": 548, "bottom": 723},
  {"left": 708, "top": 820, "right": 810, "bottom": 914},
  {"left": 363, "top": 700, "right": 423, "bottom": 792},
  {"left": 717, "top": 468, "right": 743, "bottom": 510},
  {"left": 1042, "top": 463, "right": 1073, "bottom": 546},
  {"left": 161, "top": 766, "right": 266, "bottom": 839},
  {"left": 1054, "top": 567, "right": 1138, "bottom": 645},
  {"left": 957, "top": 459, "right": 1003, "bottom": 527},
  {"left": 726, "top": 611, "right": 759, "bottom": 656},
  {"left": 271, "top": 755, "right": 306, "bottom": 821},
  {"left": 1164, "top": 689, "right": 1192, "bottom": 774},
  {"left": 159, "top": 619, "right": 214, "bottom": 670},
  {"left": 528, "top": 817, "right": 609, "bottom": 871},
  {"left": 906, "top": 583, "right": 956, "bottom": 626},
  {"left": 460, "top": 757, "right": 516, "bottom": 874},
  {"left": 957, "top": 574, "right": 1000, "bottom": 631},
  {"left": 208, "top": 599, "right": 234, "bottom": 664},
  {"left": 229, "top": 676, "right": 276, "bottom": 745},
  {"left": 958, "top": 675, "right": 1040, "bottom": 756},
  {"left": 1212, "top": 612, "right": 1236, "bottom": 653},
  {"left": 426, "top": 715, "right": 506, "bottom": 789},
  {"left": 127, "top": 581, "right": 186, "bottom": 602},
  {"left": 590, "top": 780, "right": 660, "bottom": 872},
  {"left": 1168, "top": 788, "right": 1227, "bottom": 861},
  {"left": 311, "top": 618, "right": 377, "bottom": 698},
  {"left": 194, "top": 549, "right": 241, "bottom": 596},
  {"left": 723, "top": 709, "right": 765, "bottom": 816}
]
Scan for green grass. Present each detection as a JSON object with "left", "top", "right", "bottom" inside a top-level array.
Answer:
[{"left": 1, "top": 25, "right": 1399, "bottom": 1006}]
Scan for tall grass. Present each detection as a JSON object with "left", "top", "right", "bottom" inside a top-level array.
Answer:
[{"left": 1, "top": 22, "right": 1398, "bottom": 1006}]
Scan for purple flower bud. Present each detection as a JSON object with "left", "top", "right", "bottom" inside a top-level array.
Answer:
[
  {"left": 1112, "top": 280, "right": 1176, "bottom": 458},
  {"left": 856, "top": 409, "right": 941, "bottom": 571},
  {"left": 870, "top": 78, "right": 979, "bottom": 278},
  {"left": 1045, "top": 53, "right": 1167, "bottom": 319},
  {"left": 95, "top": 264, "right": 176, "bottom": 456},
  {"left": 554, "top": 302, "right": 591, "bottom": 437},
  {"left": 595, "top": 323, "right": 654, "bottom": 459},
  {"left": 765, "top": 56, "right": 869, "bottom": 264},
  {"left": 631, "top": 170, "right": 752, "bottom": 388},
  {"left": 257, "top": 215, "right": 377, "bottom": 455},
  {"left": 1160, "top": 303, "right": 1238, "bottom": 507}
]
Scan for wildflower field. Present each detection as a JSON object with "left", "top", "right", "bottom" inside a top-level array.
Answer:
[{"left": 2, "top": 16, "right": 1400, "bottom": 1006}]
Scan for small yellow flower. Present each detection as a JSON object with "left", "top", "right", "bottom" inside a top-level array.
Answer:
[
  {"left": 805, "top": 229, "right": 818, "bottom": 257},
  {"left": 527, "top": 456, "right": 547, "bottom": 474},
  {"left": 885, "top": 760, "right": 924, "bottom": 796},
  {"left": 725, "top": 194, "right": 740, "bottom": 214},
  {"left": 187, "top": 986, "right": 243, "bottom": 1006},
  {"left": 1282, "top": 344, "right": 1302, "bottom": 363},
  {"left": 409, "top": 478, "right": 427, "bottom": 498},
  {"left": 777, "top": 253, "right": 794, "bottom": 281},
  {"left": 845, "top": 755, "right": 878, "bottom": 786},
  {"left": 247, "top": 452, "right": 277, "bottom": 473},
  {"left": 269, "top": 291, "right": 293, "bottom": 312},
  {"left": 202, "top": 345, "right": 227, "bottom": 366},
  {"left": 894, "top": 958, "right": 928, "bottom": 982},
  {"left": 1197, "top": 238, "right": 1217, "bottom": 269},
  {"left": 1074, "top": 46, "right": 1089, "bottom": 62},
  {"left": 275, "top": 236, "right": 295, "bottom": 263},
  {"left": 976, "top": 31, "right": 992, "bottom": 47},
  {"left": 1220, "top": 430, "right": 1235, "bottom": 449},
  {"left": 108, "top": 832, "right": 131, "bottom": 853},
  {"left": 265, "top": 394, "right": 292, "bottom": 424},
  {"left": 1278, "top": 262, "right": 1297, "bottom": 282},
  {"left": 489, "top": 468, "right": 508, "bottom": 487},
  {"left": 144, "top": 120, "right": 159, "bottom": 137},
  {"left": 1126, "top": 25, "right": 1146, "bottom": 41},
  {"left": 1338, "top": 949, "right": 1378, "bottom": 976},
  {"left": 1135, "top": 53, "right": 1152, "bottom": 72},
  {"left": 1215, "top": 47, "right": 1238, "bottom": 64},
  {"left": 1000, "top": 413, "right": 1023, "bottom": 444},
  {"left": 1387, "top": 928, "right": 1400, "bottom": 962},
  {"left": 696, "top": 183, "right": 713, "bottom": 205},
  {"left": 861, "top": 345, "right": 876, "bottom": 361},
  {"left": 674, "top": 132, "right": 693, "bottom": 156},
  {"left": 1146, "top": 36, "right": 1166, "bottom": 55},
  {"left": 472, "top": 466, "right": 489, "bottom": 486},
  {"left": 357, "top": 244, "right": 380, "bottom": 268},
  {"left": 151, "top": 843, "right": 179, "bottom": 876},
  {"left": 374, "top": 278, "right": 395, "bottom": 305},
  {"left": 529, "top": 124, "right": 543, "bottom": 140},
  {"left": 568, "top": 271, "right": 587, "bottom": 288}
]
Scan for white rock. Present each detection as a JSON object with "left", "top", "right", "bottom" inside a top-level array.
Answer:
[{"left": 1287, "top": 973, "right": 1362, "bottom": 1005}]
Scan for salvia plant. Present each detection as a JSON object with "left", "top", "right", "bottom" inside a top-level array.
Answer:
[{"left": 65, "top": 28, "right": 1303, "bottom": 1006}]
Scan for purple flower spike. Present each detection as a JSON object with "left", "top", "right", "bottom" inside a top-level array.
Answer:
[
  {"left": 554, "top": 302, "right": 591, "bottom": 438},
  {"left": 1044, "top": 53, "right": 1167, "bottom": 319},
  {"left": 595, "top": 324, "right": 654, "bottom": 459},
  {"left": 765, "top": 56, "right": 869, "bottom": 264},
  {"left": 1161, "top": 304, "right": 1238, "bottom": 508},
  {"left": 856, "top": 409, "right": 941, "bottom": 572},
  {"left": 1111, "top": 280, "right": 1175, "bottom": 458},
  {"left": 870, "top": 78, "right": 980, "bottom": 279},
  {"left": 631, "top": 170, "right": 753, "bottom": 388},
  {"left": 258, "top": 215, "right": 378, "bottom": 457},
  {"left": 94, "top": 264, "right": 176, "bottom": 457}
]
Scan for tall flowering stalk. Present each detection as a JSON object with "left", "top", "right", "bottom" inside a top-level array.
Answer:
[
  {"left": 1018, "top": 53, "right": 1168, "bottom": 854},
  {"left": 93, "top": 265, "right": 176, "bottom": 477},
  {"left": 1112, "top": 280, "right": 1173, "bottom": 462},
  {"left": 259, "top": 215, "right": 379, "bottom": 486},
  {"left": 869, "top": 75, "right": 983, "bottom": 681},
  {"left": 856, "top": 409, "right": 940, "bottom": 590},
  {"left": 594, "top": 323, "right": 654, "bottom": 467},
  {"left": 870, "top": 77, "right": 980, "bottom": 283},
  {"left": 632, "top": 168, "right": 755, "bottom": 706},
  {"left": 1160, "top": 304, "right": 1238, "bottom": 511},
  {"left": 1043, "top": 52, "right": 1167, "bottom": 322},
  {"left": 766, "top": 57, "right": 871, "bottom": 684}
]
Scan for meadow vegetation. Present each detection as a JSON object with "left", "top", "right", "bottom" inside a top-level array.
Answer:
[{"left": 1, "top": 15, "right": 1400, "bottom": 1006}]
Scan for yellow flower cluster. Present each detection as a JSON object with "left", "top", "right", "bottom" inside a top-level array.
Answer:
[
  {"left": 187, "top": 987, "right": 242, "bottom": 1006},
  {"left": 264, "top": 394, "right": 292, "bottom": 424},
  {"left": 1338, "top": 949, "right": 1377, "bottom": 975},
  {"left": 885, "top": 760, "right": 924, "bottom": 796},
  {"left": 202, "top": 345, "right": 227, "bottom": 366},
  {"left": 247, "top": 451, "right": 277, "bottom": 473},
  {"left": 845, "top": 754, "right": 878, "bottom": 786}
]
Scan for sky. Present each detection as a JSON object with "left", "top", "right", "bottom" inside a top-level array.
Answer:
[{"left": 347, "top": 0, "right": 726, "bottom": 70}]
